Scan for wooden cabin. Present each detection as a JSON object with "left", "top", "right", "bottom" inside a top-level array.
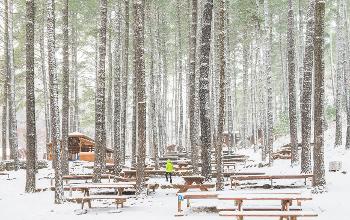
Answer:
[{"left": 47, "top": 132, "right": 113, "bottom": 163}]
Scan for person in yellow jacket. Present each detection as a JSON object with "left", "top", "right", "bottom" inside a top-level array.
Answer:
[{"left": 165, "top": 159, "right": 173, "bottom": 183}]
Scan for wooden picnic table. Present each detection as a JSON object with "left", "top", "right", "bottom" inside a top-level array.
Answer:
[
  {"left": 230, "top": 174, "right": 314, "bottom": 188},
  {"left": 176, "top": 162, "right": 191, "bottom": 169},
  {"left": 218, "top": 193, "right": 312, "bottom": 211},
  {"left": 51, "top": 174, "right": 114, "bottom": 186},
  {"left": 182, "top": 176, "right": 204, "bottom": 185},
  {"left": 68, "top": 182, "right": 136, "bottom": 197},
  {"left": 222, "top": 154, "right": 248, "bottom": 159},
  {"left": 182, "top": 175, "right": 202, "bottom": 185},
  {"left": 176, "top": 191, "right": 218, "bottom": 213},
  {"left": 218, "top": 193, "right": 314, "bottom": 220},
  {"left": 173, "top": 176, "right": 215, "bottom": 193},
  {"left": 176, "top": 191, "right": 305, "bottom": 214},
  {"left": 122, "top": 170, "right": 166, "bottom": 178}
]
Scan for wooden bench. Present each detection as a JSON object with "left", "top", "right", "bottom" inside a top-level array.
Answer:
[
  {"left": 218, "top": 193, "right": 313, "bottom": 218},
  {"left": 217, "top": 205, "right": 302, "bottom": 212},
  {"left": 0, "top": 172, "right": 10, "bottom": 179},
  {"left": 219, "top": 210, "right": 317, "bottom": 220},
  {"left": 230, "top": 174, "right": 314, "bottom": 188},
  {"left": 218, "top": 191, "right": 304, "bottom": 211},
  {"left": 67, "top": 195, "right": 128, "bottom": 209}
]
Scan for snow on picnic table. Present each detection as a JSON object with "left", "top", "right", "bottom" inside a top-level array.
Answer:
[{"left": 0, "top": 123, "right": 349, "bottom": 220}]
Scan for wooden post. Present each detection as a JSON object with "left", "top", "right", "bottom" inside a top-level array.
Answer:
[
  {"left": 81, "top": 199, "right": 85, "bottom": 209},
  {"left": 177, "top": 198, "right": 182, "bottom": 212},
  {"left": 270, "top": 178, "right": 273, "bottom": 188},
  {"left": 69, "top": 185, "right": 73, "bottom": 197}
]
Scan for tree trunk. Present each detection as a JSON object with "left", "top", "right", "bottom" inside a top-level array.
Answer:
[
  {"left": 159, "top": 14, "right": 168, "bottom": 157},
  {"left": 343, "top": 0, "right": 350, "bottom": 150},
  {"left": 113, "top": 2, "right": 122, "bottom": 177},
  {"left": 149, "top": 18, "right": 159, "bottom": 170},
  {"left": 107, "top": 12, "right": 113, "bottom": 149},
  {"left": 199, "top": 0, "right": 214, "bottom": 181},
  {"left": 301, "top": 0, "right": 315, "bottom": 174},
  {"left": 47, "top": 0, "right": 64, "bottom": 204},
  {"left": 335, "top": 0, "right": 344, "bottom": 148},
  {"left": 121, "top": 0, "right": 130, "bottom": 165},
  {"left": 242, "top": 31, "right": 249, "bottom": 149},
  {"left": 215, "top": 0, "right": 225, "bottom": 191},
  {"left": 93, "top": 0, "right": 108, "bottom": 183},
  {"left": 176, "top": 0, "right": 184, "bottom": 153},
  {"left": 39, "top": 0, "right": 50, "bottom": 158},
  {"left": 71, "top": 12, "right": 79, "bottom": 132},
  {"left": 2, "top": 0, "right": 9, "bottom": 161},
  {"left": 188, "top": 0, "right": 199, "bottom": 174},
  {"left": 61, "top": 0, "right": 70, "bottom": 176},
  {"left": 313, "top": 0, "right": 326, "bottom": 188},
  {"left": 25, "top": 0, "right": 36, "bottom": 193},
  {"left": 131, "top": 57, "right": 137, "bottom": 167},
  {"left": 134, "top": 0, "right": 146, "bottom": 195},
  {"left": 8, "top": 0, "right": 19, "bottom": 170},
  {"left": 287, "top": 0, "right": 299, "bottom": 166},
  {"left": 264, "top": 0, "right": 274, "bottom": 166}
]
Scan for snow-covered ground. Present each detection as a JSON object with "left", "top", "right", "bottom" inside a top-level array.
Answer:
[{"left": 0, "top": 122, "right": 349, "bottom": 220}]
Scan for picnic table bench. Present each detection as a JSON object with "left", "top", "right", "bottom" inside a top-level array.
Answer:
[
  {"left": 0, "top": 172, "right": 10, "bottom": 179},
  {"left": 230, "top": 174, "right": 314, "bottom": 188},
  {"left": 67, "top": 195, "right": 128, "bottom": 209},
  {"left": 218, "top": 193, "right": 316, "bottom": 220}
]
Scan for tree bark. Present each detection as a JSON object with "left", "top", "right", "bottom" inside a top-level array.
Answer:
[
  {"left": 199, "top": 0, "right": 214, "bottom": 181},
  {"left": 215, "top": 0, "right": 225, "bottom": 191},
  {"left": 113, "top": 2, "right": 122, "bottom": 177},
  {"left": 61, "top": 0, "right": 70, "bottom": 176},
  {"left": 2, "top": 0, "right": 9, "bottom": 161},
  {"left": 107, "top": 12, "right": 113, "bottom": 149},
  {"left": 8, "top": 0, "right": 19, "bottom": 170},
  {"left": 287, "top": 0, "right": 299, "bottom": 166},
  {"left": 134, "top": 0, "right": 146, "bottom": 195},
  {"left": 335, "top": 0, "right": 344, "bottom": 148},
  {"left": 25, "top": 0, "right": 36, "bottom": 193},
  {"left": 313, "top": 0, "right": 326, "bottom": 188},
  {"left": 176, "top": 0, "right": 184, "bottom": 153},
  {"left": 121, "top": 0, "right": 130, "bottom": 165},
  {"left": 47, "top": 0, "right": 64, "bottom": 204},
  {"left": 264, "top": 0, "right": 274, "bottom": 166},
  {"left": 301, "top": 0, "right": 315, "bottom": 174},
  {"left": 188, "top": 0, "right": 199, "bottom": 174},
  {"left": 93, "top": 0, "right": 108, "bottom": 183}
]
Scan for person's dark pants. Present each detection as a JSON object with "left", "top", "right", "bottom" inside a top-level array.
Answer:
[{"left": 165, "top": 172, "right": 172, "bottom": 183}]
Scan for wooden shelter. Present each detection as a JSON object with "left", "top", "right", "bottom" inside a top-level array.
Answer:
[{"left": 47, "top": 132, "right": 113, "bottom": 162}]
